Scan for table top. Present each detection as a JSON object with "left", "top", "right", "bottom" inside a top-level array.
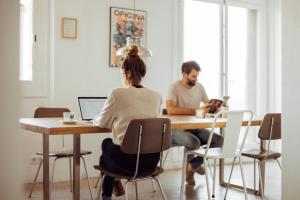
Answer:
[
  {"left": 166, "top": 115, "right": 262, "bottom": 129},
  {"left": 20, "top": 115, "right": 262, "bottom": 135},
  {"left": 20, "top": 118, "right": 110, "bottom": 135}
]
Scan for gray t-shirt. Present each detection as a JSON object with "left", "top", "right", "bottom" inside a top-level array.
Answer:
[{"left": 167, "top": 81, "right": 209, "bottom": 109}]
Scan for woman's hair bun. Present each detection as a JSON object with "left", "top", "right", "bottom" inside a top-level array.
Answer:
[{"left": 128, "top": 45, "right": 139, "bottom": 57}]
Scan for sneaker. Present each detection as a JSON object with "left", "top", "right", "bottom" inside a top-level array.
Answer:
[
  {"left": 112, "top": 180, "right": 125, "bottom": 196},
  {"left": 195, "top": 165, "right": 206, "bottom": 175},
  {"left": 185, "top": 163, "right": 196, "bottom": 185}
]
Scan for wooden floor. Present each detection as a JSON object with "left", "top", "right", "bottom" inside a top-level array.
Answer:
[{"left": 24, "top": 162, "right": 281, "bottom": 200}]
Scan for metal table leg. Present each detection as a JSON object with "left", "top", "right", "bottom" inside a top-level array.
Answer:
[
  {"left": 73, "top": 134, "right": 81, "bottom": 200},
  {"left": 43, "top": 134, "right": 50, "bottom": 200}
]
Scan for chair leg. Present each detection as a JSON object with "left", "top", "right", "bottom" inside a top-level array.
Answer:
[
  {"left": 258, "top": 161, "right": 265, "bottom": 200},
  {"left": 275, "top": 158, "right": 282, "bottom": 170},
  {"left": 224, "top": 157, "right": 236, "bottom": 200},
  {"left": 52, "top": 158, "right": 57, "bottom": 182},
  {"left": 28, "top": 158, "right": 43, "bottom": 198},
  {"left": 81, "top": 156, "right": 94, "bottom": 200},
  {"left": 51, "top": 157, "right": 58, "bottom": 194},
  {"left": 254, "top": 159, "right": 256, "bottom": 191},
  {"left": 162, "top": 149, "right": 170, "bottom": 167},
  {"left": 94, "top": 172, "right": 101, "bottom": 188},
  {"left": 204, "top": 158, "right": 212, "bottom": 200},
  {"left": 97, "top": 174, "right": 105, "bottom": 200},
  {"left": 134, "top": 181, "right": 139, "bottom": 200},
  {"left": 151, "top": 179, "right": 156, "bottom": 192},
  {"left": 125, "top": 181, "right": 130, "bottom": 200},
  {"left": 180, "top": 151, "right": 188, "bottom": 200},
  {"left": 239, "top": 157, "right": 248, "bottom": 200},
  {"left": 212, "top": 159, "right": 217, "bottom": 199},
  {"left": 153, "top": 176, "right": 167, "bottom": 200},
  {"left": 207, "top": 158, "right": 214, "bottom": 180},
  {"left": 69, "top": 157, "right": 72, "bottom": 192}
]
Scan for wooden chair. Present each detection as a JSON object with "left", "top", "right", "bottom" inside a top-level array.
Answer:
[
  {"left": 94, "top": 118, "right": 172, "bottom": 200},
  {"left": 242, "top": 113, "right": 281, "bottom": 199},
  {"left": 28, "top": 107, "right": 94, "bottom": 200}
]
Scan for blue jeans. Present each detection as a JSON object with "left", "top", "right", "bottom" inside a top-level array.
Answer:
[{"left": 172, "top": 129, "right": 223, "bottom": 169}]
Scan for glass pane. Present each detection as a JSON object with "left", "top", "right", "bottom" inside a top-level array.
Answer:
[
  {"left": 227, "top": 6, "right": 257, "bottom": 111},
  {"left": 184, "top": 0, "right": 221, "bottom": 99},
  {"left": 19, "top": 0, "right": 33, "bottom": 81}
]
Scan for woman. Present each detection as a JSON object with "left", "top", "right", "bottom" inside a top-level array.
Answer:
[{"left": 93, "top": 45, "right": 162, "bottom": 200}]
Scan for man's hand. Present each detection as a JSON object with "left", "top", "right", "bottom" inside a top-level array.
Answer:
[{"left": 201, "top": 103, "right": 211, "bottom": 114}]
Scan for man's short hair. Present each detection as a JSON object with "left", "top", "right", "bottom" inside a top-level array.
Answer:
[{"left": 181, "top": 61, "right": 201, "bottom": 74}]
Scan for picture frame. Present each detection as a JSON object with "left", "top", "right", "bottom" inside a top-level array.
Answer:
[
  {"left": 61, "top": 17, "right": 77, "bottom": 39},
  {"left": 109, "top": 7, "right": 147, "bottom": 67}
]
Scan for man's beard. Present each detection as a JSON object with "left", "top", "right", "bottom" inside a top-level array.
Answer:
[{"left": 187, "top": 79, "right": 196, "bottom": 86}]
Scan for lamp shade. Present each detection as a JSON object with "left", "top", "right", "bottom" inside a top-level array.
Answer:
[{"left": 116, "top": 36, "right": 152, "bottom": 57}]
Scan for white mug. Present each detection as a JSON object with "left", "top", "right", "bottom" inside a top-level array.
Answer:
[{"left": 63, "top": 112, "right": 76, "bottom": 121}]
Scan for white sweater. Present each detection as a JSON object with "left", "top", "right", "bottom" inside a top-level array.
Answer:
[{"left": 93, "top": 86, "right": 162, "bottom": 145}]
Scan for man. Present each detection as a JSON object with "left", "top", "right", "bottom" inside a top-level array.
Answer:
[{"left": 166, "top": 61, "right": 223, "bottom": 185}]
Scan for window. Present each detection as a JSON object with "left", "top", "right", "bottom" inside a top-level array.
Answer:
[
  {"left": 19, "top": 0, "right": 48, "bottom": 97},
  {"left": 20, "top": 0, "right": 33, "bottom": 81},
  {"left": 183, "top": 0, "right": 262, "bottom": 114},
  {"left": 183, "top": 0, "right": 267, "bottom": 146},
  {"left": 227, "top": 6, "right": 257, "bottom": 111},
  {"left": 184, "top": 1, "right": 221, "bottom": 99}
]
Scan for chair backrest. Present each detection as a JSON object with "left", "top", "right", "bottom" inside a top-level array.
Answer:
[
  {"left": 34, "top": 107, "right": 70, "bottom": 118},
  {"left": 34, "top": 107, "right": 71, "bottom": 150},
  {"left": 121, "top": 118, "right": 172, "bottom": 154},
  {"left": 206, "top": 110, "right": 253, "bottom": 158},
  {"left": 258, "top": 113, "right": 281, "bottom": 140}
]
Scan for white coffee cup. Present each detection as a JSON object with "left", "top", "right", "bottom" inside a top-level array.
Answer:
[
  {"left": 195, "top": 109, "right": 205, "bottom": 118},
  {"left": 63, "top": 112, "right": 76, "bottom": 121}
]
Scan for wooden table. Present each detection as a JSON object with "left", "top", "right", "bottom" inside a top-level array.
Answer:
[
  {"left": 20, "top": 115, "right": 262, "bottom": 200},
  {"left": 20, "top": 118, "right": 110, "bottom": 200}
]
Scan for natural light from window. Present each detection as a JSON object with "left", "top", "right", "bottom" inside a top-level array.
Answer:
[
  {"left": 228, "top": 6, "right": 248, "bottom": 110},
  {"left": 184, "top": 0, "right": 257, "bottom": 112},
  {"left": 184, "top": 1, "right": 220, "bottom": 99},
  {"left": 19, "top": 0, "right": 33, "bottom": 81}
]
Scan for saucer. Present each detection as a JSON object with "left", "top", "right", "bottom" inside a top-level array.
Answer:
[{"left": 60, "top": 120, "right": 78, "bottom": 124}]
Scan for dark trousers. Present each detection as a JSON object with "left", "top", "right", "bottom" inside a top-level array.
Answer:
[
  {"left": 172, "top": 129, "right": 223, "bottom": 169},
  {"left": 100, "top": 138, "right": 160, "bottom": 198}
]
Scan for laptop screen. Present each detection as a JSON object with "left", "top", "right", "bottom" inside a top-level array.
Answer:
[{"left": 78, "top": 97, "right": 107, "bottom": 120}]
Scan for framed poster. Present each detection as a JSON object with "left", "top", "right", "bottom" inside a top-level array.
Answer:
[
  {"left": 61, "top": 17, "right": 77, "bottom": 39},
  {"left": 110, "top": 7, "right": 147, "bottom": 67}
]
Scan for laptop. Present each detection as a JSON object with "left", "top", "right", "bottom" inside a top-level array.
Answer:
[{"left": 78, "top": 97, "right": 107, "bottom": 122}]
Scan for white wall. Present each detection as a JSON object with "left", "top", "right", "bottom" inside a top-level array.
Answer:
[
  {"left": 282, "top": 0, "right": 300, "bottom": 198},
  {"left": 0, "top": 0, "right": 22, "bottom": 199},
  {"left": 22, "top": 0, "right": 180, "bottom": 182}
]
